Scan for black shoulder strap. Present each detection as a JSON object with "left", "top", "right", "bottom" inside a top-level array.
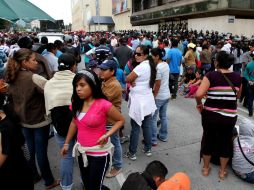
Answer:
[
  {"left": 218, "top": 70, "right": 237, "bottom": 96},
  {"left": 237, "top": 137, "right": 254, "bottom": 166}
]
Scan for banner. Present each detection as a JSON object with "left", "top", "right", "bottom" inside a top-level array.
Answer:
[{"left": 112, "top": 0, "right": 128, "bottom": 14}]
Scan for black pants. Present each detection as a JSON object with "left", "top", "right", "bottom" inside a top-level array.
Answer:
[
  {"left": 240, "top": 77, "right": 249, "bottom": 106},
  {"left": 78, "top": 154, "right": 110, "bottom": 190},
  {"left": 169, "top": 73, "right": 179, "bottom": 98},
  {"left": 248, "top": 84, "right": 254, "bottom": 114}
]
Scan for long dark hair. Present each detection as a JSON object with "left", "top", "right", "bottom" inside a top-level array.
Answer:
[
  {"left": 138, "top": 45, "right": 156, "bottom": 88},
  {"left": 71, "top": 69, "right": 106, "bottom": 117},
  {"left": 150, "top": 48, "right": 166, "bottom": 60}
]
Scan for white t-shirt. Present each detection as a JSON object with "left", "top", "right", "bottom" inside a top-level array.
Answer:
[
  {"left": 156, "top": 62, "right": 170, "bottom": 100},
  {"left": 132, "top": 60, "right": 151, "bottom": 93},
  {"left": 111, "top": 38, "right": 118, "bottom": 47}
]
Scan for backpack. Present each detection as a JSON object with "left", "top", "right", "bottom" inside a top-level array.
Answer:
[{"left": 51, "top": 106, "right": 72, "bottom": 137}]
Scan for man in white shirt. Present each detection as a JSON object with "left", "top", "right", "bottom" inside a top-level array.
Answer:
[{"left": 110, "top": 34, "right": 118, "bottom": 48}]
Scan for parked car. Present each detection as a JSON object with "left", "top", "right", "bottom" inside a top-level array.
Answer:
[{"left": 37, "top": 32, "right": 64, "bottom": 43}]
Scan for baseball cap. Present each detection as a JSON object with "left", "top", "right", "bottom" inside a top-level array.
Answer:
[
  {"left": 157, "top": 172, "right": 191, "bottom": 190},
  {"left": 187, "top": 43, "right": 196, "bottom": 49},
  {"left": 98, "top": 59, "right": 117, "bottom": 71},
  {"left": 58, "top": 53, "right": 76, "bottom": 70}
]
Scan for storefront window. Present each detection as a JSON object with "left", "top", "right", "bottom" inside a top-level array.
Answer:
[{"left": 229, "top": 0, "right": 254, "bottom": 9}]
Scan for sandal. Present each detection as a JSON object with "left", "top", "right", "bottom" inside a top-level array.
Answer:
[
  {"left": 46, "top": 179, "right": 60, "bottom": 190},
  {"left": 219, "top": 170, "right": 227, "bottom": 180},
  {"left": 202, "top": 167, "right": 211, "bottom": 176}
]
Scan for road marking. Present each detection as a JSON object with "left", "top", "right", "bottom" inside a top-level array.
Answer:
[{"left": 116, "top": 173, "right": 126, "bottom": 187}]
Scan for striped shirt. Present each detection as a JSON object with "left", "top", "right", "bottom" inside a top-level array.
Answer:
[{"left": 204, "top": 71, "right": 241, "bottom": 117}]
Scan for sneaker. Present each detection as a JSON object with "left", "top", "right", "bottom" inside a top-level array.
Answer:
[
  {"left": 171, "top": 95, "right": 177, "bottom": 100},
  {"left": 123, "top": 152, "right": 137, "bottom": 160},
  {"left": 120, "top": 136, "right": 129, "bottom": 144},
  {"left": 142, "top": 149, "right": 152, "bottom": 157},
  {"left": 157, "top": 134, "right": 167, "bottom": 142},
  {"left": 106, "top": 167, "right": 122, "bottom": 178}
]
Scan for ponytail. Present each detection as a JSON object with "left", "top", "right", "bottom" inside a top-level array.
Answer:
[{"left": 5, "top": 48, "right": 33, "bottom": 83}]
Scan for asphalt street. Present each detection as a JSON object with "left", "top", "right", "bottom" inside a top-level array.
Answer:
[{"left": 35, "top": 94, "right": 254, "bottom": 190}]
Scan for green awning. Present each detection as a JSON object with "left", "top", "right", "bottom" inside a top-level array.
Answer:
[{"left": 0, "top": 0, "right": 54, "bottom": 22}]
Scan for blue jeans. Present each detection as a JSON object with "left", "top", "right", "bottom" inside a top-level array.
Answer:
[
  {"left": 22, "top": 125, "right": 55, "bottom": 186},
  {"left": 54, "top": 131, "right": 75, "bottom": 190},
  {"left": 235, "top": 170, "right": 254, "bottom": 184},
  {"left": 129, "top": 115, "right": 152, "bottom": 155},
  {"left": 151, "top": 99, "right": 169, "bottom": 144},
  {"left": 245, "top": 171, "right": 254, "bottom": 183},
  {"left": 110, "top": 130, "right": 123, "bottom": 169}
]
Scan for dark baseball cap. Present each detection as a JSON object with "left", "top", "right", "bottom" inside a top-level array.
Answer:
[{"left": 98, "top": 60, "right": 117, "bottom": 71}]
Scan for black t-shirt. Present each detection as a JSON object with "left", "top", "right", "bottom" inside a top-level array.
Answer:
[
  {"left": 184, "top": 72, "right": 196, "bottom": 83},
  {"left": 0, "top": 117, "right": 33, "bottom": 189},
  {"left": 121, "top": 172, "right": 156, "bottom": 190}
]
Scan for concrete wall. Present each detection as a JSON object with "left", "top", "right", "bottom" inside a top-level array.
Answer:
[
  {"left": 72, "top": 0, "right": 111, "bottom": 31},
  {"left": 188, "top": 15, "right": 254, "bottom": 37},
  {"left": 71, "top": 0, "right": 84, "bottom": 31},
  {"left": 113, "top": 0, "right": 158, "bottom": 31}
]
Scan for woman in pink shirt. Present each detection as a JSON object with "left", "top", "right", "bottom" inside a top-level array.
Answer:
[{"left": 61, "top": 69, "right": 125, "bottom": 190}]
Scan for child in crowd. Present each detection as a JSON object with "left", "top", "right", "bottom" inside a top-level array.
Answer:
[
  {"left": 185, "top": 70, "right": 203, "bottom": 98},
  {"left": 178, "top": 66, "right": 196, "bottom": 95}
]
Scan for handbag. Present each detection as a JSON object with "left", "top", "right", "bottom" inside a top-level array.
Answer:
[{"left": 237, "top": 137, "right": 254, "bottom": 166}]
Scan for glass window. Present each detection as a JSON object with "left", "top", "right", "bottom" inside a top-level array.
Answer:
[{"left": 229, "top": 0, "right": 254, "bottom": 9}]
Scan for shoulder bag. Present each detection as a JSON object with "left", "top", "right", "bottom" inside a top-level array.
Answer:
[
  {"left": 218, "top": 70, "right": 237, "bottom": 95},
  {"left": 218, "top": 70, "right": 238, "bottom": 107}
]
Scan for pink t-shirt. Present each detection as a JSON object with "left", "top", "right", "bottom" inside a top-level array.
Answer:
[{"left": 70, "top": 99, "right": 112, "bottom": 155}]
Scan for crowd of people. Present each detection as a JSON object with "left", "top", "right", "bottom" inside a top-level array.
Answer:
[{"left": 0, "top": 28, "right": 254, "bottom": 190}]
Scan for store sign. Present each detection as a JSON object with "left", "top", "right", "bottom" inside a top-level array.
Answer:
[{"left": 228, "top": 16, "right": 235, "bottom": 23}]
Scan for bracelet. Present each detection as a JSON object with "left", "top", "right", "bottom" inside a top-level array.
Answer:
[
  {"left": 103, "top": 134, "right": 108, "bottom": 138},
  {"left": 63, "top": 143, "right": 69, "bottom": 146}
]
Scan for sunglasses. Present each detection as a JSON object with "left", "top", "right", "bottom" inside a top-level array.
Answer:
[{"left": 134, "top": 52, "right": 143, "bottom": 56}]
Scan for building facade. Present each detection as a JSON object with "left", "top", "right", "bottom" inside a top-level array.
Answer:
[
  {"left": 131, "top": 0, "right": 254, "bottom": 37},
  {"left": 71, "top": 0, "right": 158, "bottom": 32},
  {"left": 72, "top": 0, "right": 119, "bottom": 32}
]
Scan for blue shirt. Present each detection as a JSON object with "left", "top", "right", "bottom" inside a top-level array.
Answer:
[
  {"left": 163, "top": 47, "right": 170, "bottom": 61},
  {"left": 131, "top": 39, "right": 140, "bottom": 51},
  {"left": 116, "top": 68, "right": 126, "bottom": 89},
  {"left": 55, "top": 50, "right": 62, "bottom": 58},
  {"left": 168, "top": 48, "right": 182, "bottom": 74}
]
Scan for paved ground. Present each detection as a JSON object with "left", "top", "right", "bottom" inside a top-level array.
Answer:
[{"left": 35, "top": 93, "right": 254, "bottom": 190}]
